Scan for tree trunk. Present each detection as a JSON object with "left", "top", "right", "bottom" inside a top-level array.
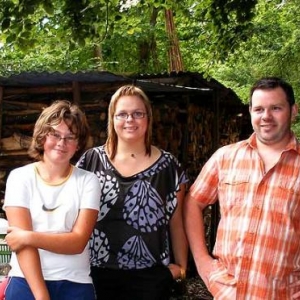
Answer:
[
  {"left": 138, "top": 7, "right": 159, "bottom": 72},
  {"left": 165, "top": 9, "right": 184, "bottom": 72},
  {"left": 94, "top": 44, "right": 104, "bottom": 71}
]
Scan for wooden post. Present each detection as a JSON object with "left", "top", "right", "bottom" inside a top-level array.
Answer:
[
  {"left": 72, "top": 81, "right": 81, "bottom": 105},
  {"left": 0, "top": 86, "right": 3, "bottom": 150}
]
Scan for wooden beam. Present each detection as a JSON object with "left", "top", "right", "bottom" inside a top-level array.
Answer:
[
  {"left": 72, "top": 81, "right": 81, "bottom": 105},
  {"left": 0, "top": 87, "right": 3, "bottom": 145},
  {"left": 2, "top": 82, "right": 128, "bottom": 97}
]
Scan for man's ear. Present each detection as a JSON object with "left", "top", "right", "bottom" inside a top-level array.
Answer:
[{"left": 292, "top": 104, "right": 298, "bottom": 122}]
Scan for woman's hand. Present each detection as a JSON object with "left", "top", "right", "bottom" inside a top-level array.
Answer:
[
  {"left": 5, "top": 226, "right": 29, "bottom": 252},
  {"left": 168, "top": 263, "right": 185, "bottom": 280}
]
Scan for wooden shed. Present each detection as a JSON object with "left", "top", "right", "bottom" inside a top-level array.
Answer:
[{"left": 0, "top": 70, "right": 252, "bottom": 253}]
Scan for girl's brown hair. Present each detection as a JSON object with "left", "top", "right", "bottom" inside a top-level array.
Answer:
[{"left": 28, "top": 100, "right": 90, "bottom": 161}]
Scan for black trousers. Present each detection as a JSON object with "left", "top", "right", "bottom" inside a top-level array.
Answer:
[{"left": 91, "top": 265, "right": 174, "bottom": 300}]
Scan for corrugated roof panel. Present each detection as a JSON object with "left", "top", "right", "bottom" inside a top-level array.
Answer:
[
  {"left": 0, "top": 71, "right": 129, "bottom": 87},
  {"left": 135, "top": 79, "right": 212, "bottom": 94}
]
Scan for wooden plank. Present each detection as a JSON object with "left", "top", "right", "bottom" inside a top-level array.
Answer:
[
  {"left": 3, "top": 100, "right": 46, "bottom": 110},
  {"left": 0, "top": 87, "right": 3, "bottom": 144},
  {"left": 0, "top": 133, "right": 32, "bottom": 151},
  {"left": 2, "top": 82, "right": 128, "bottom": 96},
  {"left": 72, "top": 81, "right": 81, "bottom": 105},
  {"left": 0, "top": 155, "right": 33, "bottom": 169}
]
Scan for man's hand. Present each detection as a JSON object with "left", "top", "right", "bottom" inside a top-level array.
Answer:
[
  {"left": 290, "top": 279, "right": 300, "bottom": 299},
  {"left": 196, "top": 254, "right": 215, "bottom": 287}
]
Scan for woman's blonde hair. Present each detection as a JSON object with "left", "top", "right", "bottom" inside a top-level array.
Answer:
[
  {"left": 28, "top": 100, "right": 90, "bottom": 161},
  {"left": 106, "top": 85, "right": 153, "bottom": 160}
]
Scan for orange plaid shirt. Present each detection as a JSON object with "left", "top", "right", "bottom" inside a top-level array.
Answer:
[{"left": 190, "top": 132, "right": 300, "bottom": 299}]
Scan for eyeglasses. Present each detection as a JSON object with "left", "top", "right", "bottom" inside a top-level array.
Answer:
[
  {"left": 115, "top": 111, "right": 147, "bottom": 120},
  {"left": 47, "top": 132, "right": 78, "bottom": 145}
]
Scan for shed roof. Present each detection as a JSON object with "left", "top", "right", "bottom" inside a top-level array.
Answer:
[
  {"left": 0, "top": 71, "right": 212, "bottom": 93},
  {"left": 0, "top": 71, "right": 243, "bottom": 107},
  {"left": 0, "top": 71, "right": 129, "bottom": 87}
]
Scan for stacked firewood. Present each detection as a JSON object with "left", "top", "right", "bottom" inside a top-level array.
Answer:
[
  {"left": 152, "top": 103, "right": 183, "bottom": 159},
  {"left": 0, "top": 97, "right": 245, "bottom": 213}
]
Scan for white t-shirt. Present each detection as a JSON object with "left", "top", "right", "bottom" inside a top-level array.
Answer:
[{"left": 3, "top": 163, "right": 101, "bottom": 283}]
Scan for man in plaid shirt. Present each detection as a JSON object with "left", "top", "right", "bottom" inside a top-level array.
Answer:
[{"left": 185, "top": 77, "right": 300, "bottom": 299}]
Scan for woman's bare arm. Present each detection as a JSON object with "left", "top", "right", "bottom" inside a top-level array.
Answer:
[
  {"left": 5, "top": 207, "right": 50, "bottom": 300},
  {"left": 6, "top": 208, "right": 98, "bottom": 254}
]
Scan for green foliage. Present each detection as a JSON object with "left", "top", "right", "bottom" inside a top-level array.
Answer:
[
  {"left": 209, "top": 0, "right": 300, "bottom": 103},
  {"left": 200, "top": 0, "right": 257, "bottom": 60},
  {"left": 0, "top": 0, "right": 259, "bottom": 74},
  {"left": 207, "top": 0, "right": 300, "bottom": 137}
]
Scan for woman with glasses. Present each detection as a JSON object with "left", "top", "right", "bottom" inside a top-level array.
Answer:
[
  {"left": 3, "top": 100, "right": 101, "bottom": 300},
  {"left": 77, "top": 85, "right": 189, "bottom": 300}
]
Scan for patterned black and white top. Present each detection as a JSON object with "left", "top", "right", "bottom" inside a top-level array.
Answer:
[{"left": 77, "top": 145, "right": 188, "bottom": 270}]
